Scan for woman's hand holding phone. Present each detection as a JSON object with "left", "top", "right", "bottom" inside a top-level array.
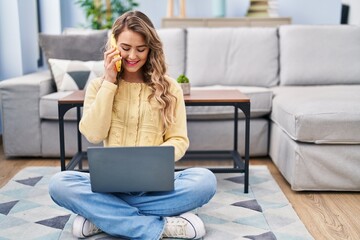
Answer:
[
  {"left": 111, "top": 34, "right": 122, "bottom": 72},
  {"left": 103, "top": 34, "right": 122, "bottom": 84}
]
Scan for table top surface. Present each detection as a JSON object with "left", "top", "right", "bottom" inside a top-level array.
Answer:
[
  {"left": 58, "top": 89, "right": 250, "bottom": 104},
  {"left": 58, "top": 90, "right": 85, "bottom": 104}
]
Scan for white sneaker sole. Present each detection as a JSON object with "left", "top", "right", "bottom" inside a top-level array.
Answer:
[
  {"left": 180, "top": 212, "right": 206, "bottom": 239},
  {"left": 72, "top": 215, "right": 87, "bottom": 238}
]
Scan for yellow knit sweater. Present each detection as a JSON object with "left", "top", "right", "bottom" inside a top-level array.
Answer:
[{"left": 79, "top": 77, "right": 189, "bottom": 161}]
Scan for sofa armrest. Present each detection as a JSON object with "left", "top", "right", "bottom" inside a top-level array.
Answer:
[{"left": 0, "top": 70, "right": 55, "bottom": 157}]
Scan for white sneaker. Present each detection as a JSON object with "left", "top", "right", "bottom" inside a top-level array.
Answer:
[
  {"left": 72, "top": 215, "right": 102, "bottom": 238},
  {"left": 162, "top": 212, "right": 206, "bottom": 239}
]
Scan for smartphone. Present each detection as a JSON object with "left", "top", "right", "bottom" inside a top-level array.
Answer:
[{"left": 111, "top": 34, "right": 121, "bottom": 72}]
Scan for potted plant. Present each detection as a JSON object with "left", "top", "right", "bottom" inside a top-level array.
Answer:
[
  {"left": 177, "top": 74, "right": 190, "bottom": 95},
  {"left": 76, "top": 0, "right": 139, "bottom": 29}
]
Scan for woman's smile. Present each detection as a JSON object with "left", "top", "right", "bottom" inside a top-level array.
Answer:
[{"left": 125, "top": 59, "right": 140, "bottom": 67}]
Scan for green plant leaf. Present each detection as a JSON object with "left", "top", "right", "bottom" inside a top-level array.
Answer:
[
  {"left": 76, "top": 0, "right": 139, "bottom": 29},
  {"left": 177, "top": 74, "right": 190, "bottom": 83}
]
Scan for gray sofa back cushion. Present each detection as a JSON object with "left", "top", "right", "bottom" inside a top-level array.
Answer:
[
  {"left": 279, "top": 25, "right": 360, "bottom": 86},
  {"left": 186, "top": 27, "right": 279, "bottom": 87},
  {"left": 157, "top": 28, "right": 186, "bottom": 79},
  {"left": 39, "top": 30, "right": 108, "bottom": 62}
]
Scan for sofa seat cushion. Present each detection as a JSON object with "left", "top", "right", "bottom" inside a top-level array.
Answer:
[
  {"left": 271, "top": 85, "right": 360, "bottom": 144},
  {"left": 186, "top": 27, "right": 279, "bottom": 87},
  {"left": 40, "top": 91, "right": 79, "bottom": 120},
  {"left": 186, "top": 85, "right": 272, "bottom": 119}
]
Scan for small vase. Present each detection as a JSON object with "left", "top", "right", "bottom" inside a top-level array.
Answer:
[
  {"left": 212, "top": 0, "right": 226, "bottom": 17},
  {"left": 180, "top": 83, "right": 191, "bottom": 95}
]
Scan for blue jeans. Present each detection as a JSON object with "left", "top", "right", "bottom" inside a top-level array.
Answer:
[{"left": 49, "top": 167, "right": 216, "bottom": 240}]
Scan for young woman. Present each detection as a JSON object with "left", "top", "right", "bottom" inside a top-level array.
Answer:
[{"left": 49, "top": 11, "right": 216, "bottom": 239}]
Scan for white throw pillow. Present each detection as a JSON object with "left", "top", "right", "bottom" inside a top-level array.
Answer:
[{"left": 49, "top": 58, "right": 104, "bottom": 91}]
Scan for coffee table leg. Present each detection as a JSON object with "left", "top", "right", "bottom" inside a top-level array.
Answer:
[
  {"left": 234, "top": 106, "right": 238, "bottom": 169},
  {"left": 76, "top": 106, "right": 83, "bottom": 170},
  {"left": 58, "top": 104, "right": 66, "bottom": 171},
  {"left": 237, "top": 102, "right": 250, "bottom": 193},
  {"left": 244, "top": 109, "right": 250, "bottom": 193}
]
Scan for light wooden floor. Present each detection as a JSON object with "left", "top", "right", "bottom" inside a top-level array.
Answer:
[{"left": 1, "top": 144, "right": 359, "bottom": 240}]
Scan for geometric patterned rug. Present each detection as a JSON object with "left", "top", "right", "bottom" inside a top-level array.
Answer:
[{"left": 0, "top": 166, "right": 314, "bottom": 240}]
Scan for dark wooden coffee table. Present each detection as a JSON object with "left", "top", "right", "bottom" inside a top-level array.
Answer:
[{"left": 58, "top": 89, "right": 250, "bottom": 193}]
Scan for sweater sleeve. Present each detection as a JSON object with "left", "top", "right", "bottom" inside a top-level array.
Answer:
[
  {"left": 79, "top": 79, "right": 117, "bottom": 144},
  {"left": 160, "top": 81, "right": 190, "bottom": 161}
]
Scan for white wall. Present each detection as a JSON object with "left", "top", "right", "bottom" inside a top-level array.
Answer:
[
  {"left": 278, "top": 0, "right": 341, "bottom": 24},
  {"left": 61, "top": 0, "right": 87, "bottom": 29},
  {"left": 61, "top": 0, "right": 344, "bottom": 29},
  {"left": 135, "top": 0, "right": 344, "bottom": 26},
  {"left": 138, "top": 0, "right": 344, "bottom": 26},
  {"left": 342, "top": 0, "right": 360, "bottom": 25},
  {"left": 0, "top": 1, "right": 23, "bottom": 80},
  {"left": 39, "top": 0, "right": 62, "bottom": 34},
  {"left": 18, "top": 0, "right": 39, "bottom": 74},
  {"left": 0, "top": 0, "right": 39, "bottom": 80}
]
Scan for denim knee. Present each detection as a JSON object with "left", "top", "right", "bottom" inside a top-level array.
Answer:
[
  {"left": 48, "top": 171, "right": 80, "bottom": 203},
  {"left": 200, "top": 168, "right": 217, "bottom": 198},
  {"left": 189, "top": 168, "right": 217, "bottom": 202},
  {"left": 48, "top": 171, "right": 67, "bottom": 200}
]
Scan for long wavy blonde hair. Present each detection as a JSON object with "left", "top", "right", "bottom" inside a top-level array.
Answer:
[{"left": 107, "top": 11, "right": 177, "bottom": 131}]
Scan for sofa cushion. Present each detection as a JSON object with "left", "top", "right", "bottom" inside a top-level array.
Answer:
[
  {"left": 39, "top": 30, "right": 108, "bottom": 84},
  {"left": 271, "top": 85, "right": 360, "bottom": 143},
  {"left": 279, "top": 25, "right": 360, "bottom": 86},
  {"left": 186, "top": 27, "right": 279, "bottom": 87},
  {"left": 39, "top": 30, "right": 108, "bottom": 63},
  {"left": 40, "top": 91, "right": 79, "bottom": 120},
  {"left": 157, "top": 28, "right": 185, "bottom": 79},
  {"left": 186, "top": 86, "right": 272, "bottom": 119},
  {"left": 62, "top": 28, "right": 110, "bottom": 35},
  {"left": 49, "top": 59, "right": 104, "bottom": 91}
]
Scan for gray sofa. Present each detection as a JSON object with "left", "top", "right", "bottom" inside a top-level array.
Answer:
[{"left": 1, "top": 25, "right": 359, "bottom": 191}]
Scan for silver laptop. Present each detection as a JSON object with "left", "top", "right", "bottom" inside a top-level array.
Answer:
[{"left": 87, "top": 146, "right": 175, "bottom": 193}]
